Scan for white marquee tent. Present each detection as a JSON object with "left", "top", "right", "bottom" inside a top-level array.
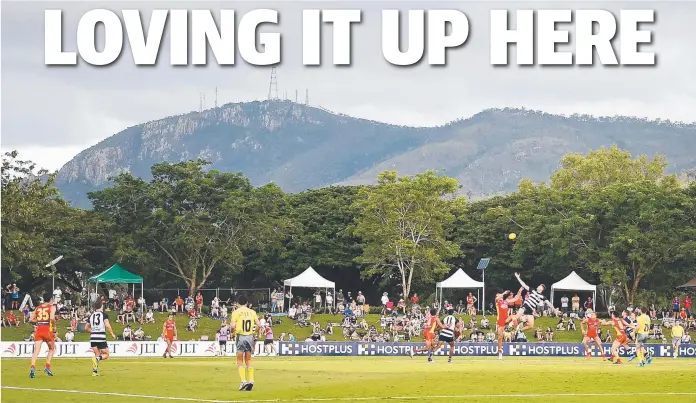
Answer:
[
  {"left": 283, "top": 266, "right": 336, "bottom": 312},
  {"left": 435, "top": 269, "right": 485, "bottom": 310},
  {"left": 550, "top": 271, "right": 596, "bottom": 310}
]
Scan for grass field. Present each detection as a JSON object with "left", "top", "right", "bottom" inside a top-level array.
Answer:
[
  {"left": 2, "top": 356, "right": 695, "bottom": 403},
  {"left": 2, "top": 311, "right": 671, "bottom": 343}
]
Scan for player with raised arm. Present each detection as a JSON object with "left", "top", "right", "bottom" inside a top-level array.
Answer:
[
  {"left": 162, "top": 313, "right": 177, "bottom": 358},
  {"left": 496, "top": 288, "right": 522, "bottom": 359},
  {"left": 600, "top": 310, "right": 629, "bottom": 364},
  {"left": 231, "top": 295, "right": 262, "bottom": 391},
  {"left": 432, "top": 308, "right": 457, "bottom": 363},
  {"left": 29, "top": 297, "right": 57, "bottom": 378},
  {"left": 580, "top": 309, "right": 607, "bottom": 360},
  {"left": 86, "top": 301, "right": 117, "bottom": 376},
  {"left": 409, "top": 308, "right": 439, "bottom": 362},
  {"left": 511, "top": 272, "right": 557, "bottom": 334}
]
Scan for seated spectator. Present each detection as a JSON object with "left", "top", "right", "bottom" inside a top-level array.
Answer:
[
  {"left": 134, "top": 326, "right": 145, "bottom": 340},
  {"left": 123, "top": 325, "right": 134, "bottom": 341},
  {"left": 175, "top": 296, "right": 184, "bottom": 313},
  {"left": 556, "top": 318, "right": 565, "bottom": 331},
  {"left": 145, "top": 309, "right": 155, "bottom": 323},
  {"left": 289, "top": 304, "right": 298, "bottom": 319},
  {"left": 545, "top": 327, "right": 553, "bottom": 342},
  {"left": 65, "top": 329, "right": 75, "bottom": 342},
  {"left": 534, "top": 328, "right": 543, "bottom": 341},
  {"left": 187, "top": 318, "right": 198, "bottom": 332},
  {"left": 22, "top": 305, "right": 31, "bottom": 323},
  {"left": 160, "top": 298, "right": 169, "bottom": 312},
  {"left": 6, "top": 311, "right": 19, "bottom": 327},
  {"left": 480, "top": 317, "right": 490, "bottom": 329},
  {"left": 682, "top": 332, "right": 691, "bottom": 343},
  {"left": 456, "top": 300, "right": 465, "bottom": 314},
  {"left": 117, "top": 309, "right": 126, "bottom": 324},
  {"left": 566, "top": 319, "right": 576, "bottom": 331},
  {"left": 397, "top": 298, "right": 406, "bottom": 314}
]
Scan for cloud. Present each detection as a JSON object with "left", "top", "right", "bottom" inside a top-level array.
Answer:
[{"left": 1, "top": 1, "right": 695, "bottom": 171}]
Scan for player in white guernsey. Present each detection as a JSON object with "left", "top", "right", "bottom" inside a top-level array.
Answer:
[
  {"left": 85, "top": 301, "right": 116, "bottom": 376},
  {"left": 433, "top": 309, "right": 458, "bottom": 363},
  {"left": 510, "top": 272, "right": 558, "bottom": 334}
]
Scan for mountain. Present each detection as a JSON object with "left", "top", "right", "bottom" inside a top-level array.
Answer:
[{"left": 55, "top": 100, "right": 696, "bottom": 208}]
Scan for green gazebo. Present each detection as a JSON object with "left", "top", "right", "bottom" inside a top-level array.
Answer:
[{"left": 88, "top": 264, "right": 144, "bottom": 307}]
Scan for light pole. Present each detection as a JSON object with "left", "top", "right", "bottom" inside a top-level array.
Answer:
[{"left": 45, "top": 255, "right": 64, "bottom": 292}]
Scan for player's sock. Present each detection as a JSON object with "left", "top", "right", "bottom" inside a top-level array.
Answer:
[
  {"left": 247, "top": 367, "right": 255, "bottom": 382},
  {"left": 637, "top": 350, "right": 645, "bottom": 363},
  {"left": 237, "top": 366, "right": 247, "bottom": 382}
]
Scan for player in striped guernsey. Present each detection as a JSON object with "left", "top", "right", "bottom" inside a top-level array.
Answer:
[
  {"left": 511, "top": 272, "right": 558, "bottom": 334},
  {"left": 85, "top": 301, "right": 116, "bottom": 376},
  {"left": 433, "top": 309, "right": 458, "bottom": 363}
]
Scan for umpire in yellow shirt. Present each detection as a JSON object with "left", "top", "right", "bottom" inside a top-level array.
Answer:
[
  {"left": 633, "top": 308, "right": 652, "bottom": 367},
  {"left": 230, "top": 295, "right": 262, "bottom": 391},
  {"left": 671, "top": 321, "right": 685, "bottom": 359}
]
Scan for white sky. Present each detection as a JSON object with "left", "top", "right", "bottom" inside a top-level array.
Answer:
[{"left": 2, "top": 1, "right": 695, "bottom": 172}]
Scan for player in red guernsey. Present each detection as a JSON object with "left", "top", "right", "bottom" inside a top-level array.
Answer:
[
  {"left": 495, "top": 288, "right": 523, "bottom": 359},
  {"left": 581, "top": 310, "right": 606, "bottom": 360},
  {"left": 600, "top": 311, "right": 629, "bottom": 364},
  {"left": 162, "top": 314, "right": 177, "bottom": 358},
  {"left": 504, "top": 288, "right": 525, "bottom": 327},
  {"left": 29, "top": 299, "right": 57, "bottom": 378},
  {"left": 409, "top": 308, "right": 439, "bottom": 362},
  {"left": 495, "top": 291, "right": 511, "bottom": 360}
]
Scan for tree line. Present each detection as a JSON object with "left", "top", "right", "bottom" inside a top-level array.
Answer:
[{"left": 2, "top": 146, "right": 694, "bottom": 308}]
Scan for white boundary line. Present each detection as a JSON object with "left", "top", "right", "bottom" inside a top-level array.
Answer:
[{"left": 3, "top": 386, "right": 696, "bottom": 402}]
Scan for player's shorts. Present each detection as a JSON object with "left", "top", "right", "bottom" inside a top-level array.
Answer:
[
  {"left": 219, "top": 340, "right": 227, "bottom": 347},
  {"left": 34, "top": 329, "right": 54, "bottom": 343},
  {"left": 497, "top": 319, "right": 507, "bottom": 327},
  {"left": 438, "top": 334, "right": 454, "bottom": 343},
  {"left": 165, "top": 335, "right": 174, "bottom": 343},
  {"left": 236, "top": 335, "right": 254, "bottom": 353},
  {"left": 672, "top": 338, "right": 682, "bottom": 345},
  {"left": 521, "top": 305, "right": 534, "bottom": 316},
  {"left": 636, "top": 333, "right": 649, "bottom": 344},
  {"left": 264, "top": 339, "right": 273, "bottom": 345},
  {"left": 423, "top": 332, "right": 435, "bottom": 341},
  {"left": 586, "top": 332, "right": 598, "bottom": 339},
  {"left": 616, "top": 334, "right": 628, "bottom": 344},
  {"left": 91, "top": 341, "right": 108, "bottom": 350}
]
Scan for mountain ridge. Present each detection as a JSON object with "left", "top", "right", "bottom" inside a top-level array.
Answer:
[{"left": 54, "top": 100, "right": 696, "bottom": 208}]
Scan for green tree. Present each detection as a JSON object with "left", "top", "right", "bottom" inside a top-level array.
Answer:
[
  {"left": 90, "top": 160, "right": 286, "bottom": 295},
  {"left": 513, "top": 148, "right": 694, "bottom": 304},
  {"left": 242, "top": 186, "right": 364, "bottom": 288},
  {"left": 2, "top": 151, "right": 113, "bottom": 293},
  {"left": 1, "top": 151, "right": 56, "bottom": 283},
  {"left": 352, "top": 171, "right": 465, "bottom": 298}
]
